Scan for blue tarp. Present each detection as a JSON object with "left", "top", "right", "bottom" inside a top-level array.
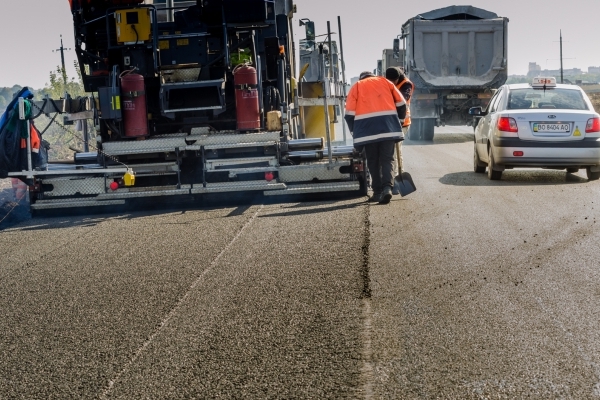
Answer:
[
  {"left": 0, "top": 87, "right": 34, "bottom": 178},
  {"left": 0, "top": 87, "right": 34, "bottom": 133}
]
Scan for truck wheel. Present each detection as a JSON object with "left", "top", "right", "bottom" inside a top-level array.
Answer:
[
  {"left": 487, "top": 146, "right": 502, "bottom": 180},
  {"left": 408, "top": 120, "right": 421, "bottom": 140},
  {"left": 422, "top": 119, "right": 435, "bottom": 141}
]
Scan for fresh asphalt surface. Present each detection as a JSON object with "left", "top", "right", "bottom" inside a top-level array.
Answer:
[{"left": 3, "top": 127, "right": 600, "bottom": 398}]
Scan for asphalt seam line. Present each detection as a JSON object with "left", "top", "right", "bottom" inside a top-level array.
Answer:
[
  {"left": 361, "top": 204, "right": 374, "bottom": 399},
  {"left": 100, "top": 204, "right": 264, "bottom": 399}
]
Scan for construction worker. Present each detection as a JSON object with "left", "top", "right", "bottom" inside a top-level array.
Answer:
[
  {"left": 345, "top": 71, "right": 406, "bottom": 204},
  {"left": 385, "top": 67, "right": 414, "bottom": 193}
]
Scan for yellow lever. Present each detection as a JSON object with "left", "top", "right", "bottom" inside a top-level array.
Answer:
[{"left": 123, "top": 169, "right": 135, "bottom": 187}]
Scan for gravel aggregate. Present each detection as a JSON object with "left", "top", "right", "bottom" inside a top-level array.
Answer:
[
  {"left": 3, "top": 130, "right": 600, "bottom": 398},
  {"left": 0, "top": 199, "right": 367, "bottom": 399},
  {"left": 367, "top": 133, "right": 600, "bottom": 399},
  {"left": 107, "top": 200, "right": 367, "bottom": 399}
]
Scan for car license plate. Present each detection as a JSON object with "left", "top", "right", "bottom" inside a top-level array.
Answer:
[
  {"left": 533, "top": 123, "right": 570, "bottom": 133},
  {"left": 447, "top": 93, "right": 468, "bottom": 99}
]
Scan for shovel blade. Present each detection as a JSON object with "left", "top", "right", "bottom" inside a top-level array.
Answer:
[{"left": 393, "top": 172, "right": 417, "bottom": 197}]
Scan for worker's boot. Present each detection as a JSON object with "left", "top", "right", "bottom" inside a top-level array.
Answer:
[
  {"left": 379, "top": 186, "right": 393, "bottom": 204},
  {"left": 368, "top": 192, "right": 382, "bottom": 203}
]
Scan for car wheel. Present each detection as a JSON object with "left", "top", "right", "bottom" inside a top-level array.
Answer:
[
  {"left": 586, "top": 167, "right": 600, "bottom": 181},
  {"left": 474, "top": 143, "right": 486, "bottom": 173},
  {"left": 487, "top": 146, "right": 502, "bottom": 180}
]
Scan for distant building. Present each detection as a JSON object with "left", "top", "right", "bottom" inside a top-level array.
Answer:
[
  {"left": 527, "top": 67, "right": 582, "bottom": 78},
  {"left": 528, "top": 62, "right": 541, "bottom": 73},
  {"left": 576, "top": 80, "right": 599, "bottom": 86},
  {"left": 589, "top": 66, "right": 600, "bottom": 74}
]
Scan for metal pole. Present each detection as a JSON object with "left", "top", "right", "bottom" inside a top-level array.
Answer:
[
  {"left": 337, "top": 16, "right": 348, "bottom": 144},
  {"left": 166, "top": 0, "right": 175, "bottom": 23},
  {"left": 560, "top": 30, "right": 564, "bottom": 84},
  {"left": 60, "top": 36, "right": 67, "bottom": 85},
  {"left": 83, "top": 120, "right": 90, "bottom": 153},
  {"left": 327, "top": 21, "right": 334, "bottom": 81},
  {"left": 322, "top": 76, "right": 333, "bottom": 166},
  {"left": 323, "top": 22, "right": 333, "bottom": 166},
  {"left": 325, "top": 21, "right": 340, "bottom": 134},
  {"left": 222, "top": 6, "right": 230, "bottom": 69},
  {"left": 19, "top": 98, "right": 33, "bottom": 178}
]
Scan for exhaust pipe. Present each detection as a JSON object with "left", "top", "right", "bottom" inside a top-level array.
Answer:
[
  {"left": 288, "top": 138, "right": 324, "bottom": 150},
  {"left": 287, "top": 145, "right": 355, "bottom": 160}
]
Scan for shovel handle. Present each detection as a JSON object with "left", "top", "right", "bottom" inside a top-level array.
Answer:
[{"left": 395, "top": 141, "right": 402, "bottom": 172}]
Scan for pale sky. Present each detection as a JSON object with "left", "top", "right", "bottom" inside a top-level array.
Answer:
[{"left": 0, "top": 0, "right": 598, "bottom": 89}]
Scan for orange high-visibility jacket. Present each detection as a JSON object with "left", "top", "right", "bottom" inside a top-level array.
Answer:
[
  {"left": 345, "top": 76, "right": 406, "bottom": 145},
  {"left": 396, "top": 78, "right": 414, "bottom": 127}
]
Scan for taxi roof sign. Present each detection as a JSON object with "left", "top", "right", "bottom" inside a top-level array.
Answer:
[{"left": 532, "top": 77, "right": 557, "bottom": 88}]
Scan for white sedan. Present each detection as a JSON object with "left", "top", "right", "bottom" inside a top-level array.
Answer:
[{"left": 471, "top": 77, "right": 600, "bottom": 180}]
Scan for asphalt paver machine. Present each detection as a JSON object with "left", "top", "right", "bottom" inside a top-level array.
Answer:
[{"left": 7, "top": 0, "right": 365, "bottom": 211}]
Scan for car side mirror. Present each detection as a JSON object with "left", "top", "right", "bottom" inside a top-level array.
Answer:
[
  {"left": 469, "top": 106, "right": 483, "bottom": 116},
  {"left": 302, "top": 21, "right": 315, "bottom": 42}
]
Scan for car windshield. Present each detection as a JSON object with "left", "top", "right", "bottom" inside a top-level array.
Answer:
[{"left": 507, "top": 88, "right": 589, "bottom": 111}]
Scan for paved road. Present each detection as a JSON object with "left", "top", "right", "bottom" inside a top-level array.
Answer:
[{"left": 2, "top": 130, "right": 600, "bottom": 398}]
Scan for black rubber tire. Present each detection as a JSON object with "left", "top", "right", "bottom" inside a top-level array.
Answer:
[
  {"left": 566, "top": 167, "right": 579, "bottom": 174},
  {"left": 586, "top": 167, "right": 600, "bottom": 181},
  {"left": 264, "top": 86, "right": 281, "bottom": 113},
  {"left": 422, "top": 118, "right": 435, "bottom": 141},
  {"left": 474, "top": 143, "right": 486, "bottom": 173},
  {"left": 487, "top": 147, "right": 502, "bottom": 180}
]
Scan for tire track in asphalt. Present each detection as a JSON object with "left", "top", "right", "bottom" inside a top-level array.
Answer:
[{"left": 100, "top": 205, "right": 264, "bottom": 399}]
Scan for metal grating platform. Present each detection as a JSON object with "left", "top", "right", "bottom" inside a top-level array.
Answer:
[{"left": 263, "top": 182, "right": 360, "bottom": 196}]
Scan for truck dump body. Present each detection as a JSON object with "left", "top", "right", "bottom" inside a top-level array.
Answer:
[
  {"left": 397, "top": 6, "right": 509, "bottom": 138},
  {"left": 404, "top": 6, "right": 508, "bottom": 90}
]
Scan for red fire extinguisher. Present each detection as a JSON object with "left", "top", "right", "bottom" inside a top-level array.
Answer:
[
  {"left": 233, "top": 64, "right": 261, "bottom": 131},
  {"left": 120, "top": 72, "right": 148, "bottom": 138}
]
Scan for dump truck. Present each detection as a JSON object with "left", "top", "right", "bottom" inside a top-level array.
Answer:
[
  {"left": 378, "top": 49, "right": 404, "bottom": 77},
  {"left": 394, "top": 5, "right": 508, "bottom": 140},
  {"left": 2, "top": 0, "right": 364, "bottom": 212}
]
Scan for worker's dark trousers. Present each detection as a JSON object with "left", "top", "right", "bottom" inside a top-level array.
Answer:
[{"left": 364, "top": 140, "right": 396, "bottom": 194}]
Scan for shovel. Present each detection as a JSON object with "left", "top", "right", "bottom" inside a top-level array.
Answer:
[{"left": 393, "top": 141, "right": 417, "bottom": 197}]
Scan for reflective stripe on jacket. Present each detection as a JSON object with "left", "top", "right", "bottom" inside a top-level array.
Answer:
[
  {"left": 345, "top": 76, "right": 406, "bottom": 145},
  {"left": 396, "top": 78, "right": 415, "bottom": 127}
]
